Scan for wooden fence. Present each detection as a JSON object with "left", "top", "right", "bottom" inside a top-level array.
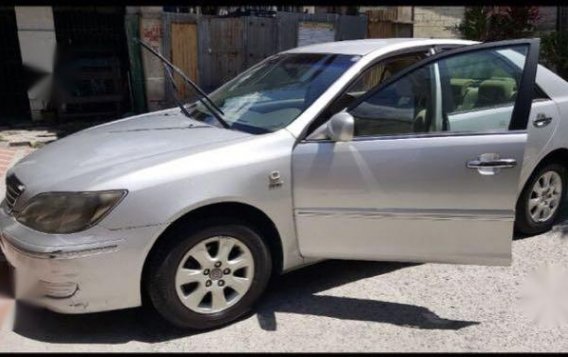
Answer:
[{"left": 366, "top": 7, "right": 413, "bottom": 38}]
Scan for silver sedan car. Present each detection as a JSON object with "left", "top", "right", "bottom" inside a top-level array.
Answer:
[{"left": 1, "top": 38, "right": 567, "bottom": 330}]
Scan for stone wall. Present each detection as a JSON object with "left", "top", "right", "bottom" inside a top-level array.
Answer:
[
  {"left": 413, "top": 6, "right": 465, "bottom": 39},
  {"left": 138, "top": 6, "right": 166, "bottom": 112},
  {"left": 413, "top": 6, "right": 557, "bottom": 40}
]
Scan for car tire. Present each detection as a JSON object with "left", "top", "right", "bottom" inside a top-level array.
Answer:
[
  {"left": 515, "top": 162, "right": 567, "bottom": 236},
  {"left": 145, "top": 218, "right": 272, "bottom": 330}
]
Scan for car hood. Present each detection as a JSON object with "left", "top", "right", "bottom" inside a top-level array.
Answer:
[{"left": 10, "top": 109, "right": 253, "bottom": 191}]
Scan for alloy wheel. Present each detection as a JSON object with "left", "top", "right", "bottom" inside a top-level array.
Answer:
[
  {"left": 528, "top": 170, "right": 563, "bottom": 223},
  {"left": 175, "top": 236, "right": 254, "bottom": 314}
]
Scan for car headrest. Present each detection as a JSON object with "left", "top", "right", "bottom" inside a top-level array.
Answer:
[
  {"left": 460, "top": 87, "right": 479, "bottom": 111},
  {"left": 477, "top": 79, "right": 516, "bottom": 107},
  {"left": 450, "top": 78, "right": 474, "bottom": 97}
]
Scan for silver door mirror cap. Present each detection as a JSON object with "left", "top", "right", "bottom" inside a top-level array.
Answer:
[{"left": 327, "top": 112, "right": 354, "bottom": 142}]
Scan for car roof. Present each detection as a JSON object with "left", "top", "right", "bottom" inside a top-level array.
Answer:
[{"left": 283, "top": 38, "right": 476, "bottom": 56}]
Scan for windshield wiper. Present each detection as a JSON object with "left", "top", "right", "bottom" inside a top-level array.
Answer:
[
  {"left": 135, "top": 38, "right": 230, "bottom": 129},
  {"left": 162, "top": 63, "right": 193, "bottom": 119}
]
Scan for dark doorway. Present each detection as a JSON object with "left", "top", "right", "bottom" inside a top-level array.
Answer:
[
  {"left": 0, "top": 6, "right": 31, "bottom": 125},
  {"left": 52, "top": 6, "right": 132, "bottom": 122}
]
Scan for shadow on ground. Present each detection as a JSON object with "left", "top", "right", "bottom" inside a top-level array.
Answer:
[{"left": 8, "top": 259, "right": 479, "bottom": 345}]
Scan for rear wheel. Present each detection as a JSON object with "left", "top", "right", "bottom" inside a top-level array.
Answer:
[
  {"left": 145, "top": 219, "right": 272, "bottom": 330},
  {"left": 515, "top": 163, "right": 567, "bottom": 235}
]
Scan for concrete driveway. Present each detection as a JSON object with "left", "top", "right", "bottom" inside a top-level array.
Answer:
[
  {"left": 1, "top": 225, "right": 568, "bottom": 352},
  {"left": 0, "top": 145, "right": 567, "bottom": 352}
]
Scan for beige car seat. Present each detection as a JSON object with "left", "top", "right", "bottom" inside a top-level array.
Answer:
[
  {"left": 477, "top": 78, "right": 516, "bottom": 107},
  {"left": 459, "top": 87, "right": 479, "bottom": 111},
  {"left": 450, "top": 78, "right": 474, "bottom": 109},
  {"left": 456, "top": 77, "right": 517, "bottom": 112}
]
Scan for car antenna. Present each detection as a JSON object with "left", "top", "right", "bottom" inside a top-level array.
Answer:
[{"left": 134, "top": 38, "right": 230, "bottom": 129}]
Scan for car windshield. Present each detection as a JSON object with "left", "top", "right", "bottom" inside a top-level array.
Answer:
[{"left": 185, "top": 53, "right": 360, "bottom": 134}]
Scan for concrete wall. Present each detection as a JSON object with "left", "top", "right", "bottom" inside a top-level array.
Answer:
[
  {"left": 413, "top": 6, "right": 465, "bottom": 39},
  {"left": 138, "top": 6, "right": 166, "bottom": 112},
  {"left": 14, "top": 6, "right": 56, "bottom": 121}
]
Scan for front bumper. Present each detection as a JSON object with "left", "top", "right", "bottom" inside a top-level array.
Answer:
[{"left": 0, "top": 202, "right": 165, "bottom": 314}]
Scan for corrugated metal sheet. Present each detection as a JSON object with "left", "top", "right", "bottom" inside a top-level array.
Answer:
[
  {"left": 244, "top": 16, "right": 278, "bottom": 68},
  {"left": 160, "top": 12, "right": 370, "bottom": 94},
  {"left": 337, "top": 14, "right": 367, "bottom": 41},
  {"left": 199, "top": 17, "right": 245, "bottom": 91},
  {"left": 276, "top": 13, "right": 298, "bottom": 51}
]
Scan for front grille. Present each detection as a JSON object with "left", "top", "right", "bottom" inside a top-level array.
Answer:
[{"left": 5, "top": 174, "right": 24, "bottom": 212}]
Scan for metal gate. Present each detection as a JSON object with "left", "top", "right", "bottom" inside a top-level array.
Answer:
[
  {"left": 161, "top": 12, "right": 368, "bottom": 94},
  {"left": 245, "top": 16, "right": 278, "bottom": 70},
  {"left": 0, "top": 6, "right": 30, "bottom": 124},
  {"left": 198, "top": 17, "right": 246, "bottom": 92}
]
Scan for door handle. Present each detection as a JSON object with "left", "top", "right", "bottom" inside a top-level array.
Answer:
[
  {"left": 466, "top": 153, "right": 516, "bottom": 176},
  {"left": 533, "top": 113, "right": 552, "bottom": 128},
  {"left": 466, "top": 158, "right": 517, "bottom": 169}
]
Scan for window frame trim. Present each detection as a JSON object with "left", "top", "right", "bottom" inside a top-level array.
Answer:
[{"left": 301, "top": 128, "right": 527, "bottom": 144}]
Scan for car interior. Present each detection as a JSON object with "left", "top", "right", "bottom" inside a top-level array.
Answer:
[
  {"left": 348, "top": 49, "right": 527, "bottom": 137},
  {"left": 305, "top": 52, "right": 428, "bottom": 136},
  {"left": 449, "top": 76, "right": 518, "bottom": 113},
  {"left": 350, "top": 65, "right": 433, "bottom": 137},
  {"left": 445, "top": 50, "right": 521, "bottom": 113}
]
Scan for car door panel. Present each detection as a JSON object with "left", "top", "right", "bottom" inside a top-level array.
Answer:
[
  {"left": 292, "top": 39, "right": 540, "bottom": 266},
  {"left": 293, "top": 133, "right": 526, "bottom": 265}
]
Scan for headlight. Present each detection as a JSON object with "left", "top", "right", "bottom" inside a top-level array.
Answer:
[{"left": 15, "top": 190, "right": 127, "bottom": 234}]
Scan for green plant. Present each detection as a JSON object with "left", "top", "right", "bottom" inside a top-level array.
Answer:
[
  {"left": 541, "top": 31, "right": 568, "bottom": 80},
  {"left": 453, "top": 7, "right": 491, "bottom": 41},
  {"left": 452, "top": 6, "right": 540, "bottom": 41}
]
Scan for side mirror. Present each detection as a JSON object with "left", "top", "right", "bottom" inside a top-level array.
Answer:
[{"left": 327, "top": 112, "right": 354, "bottom": 142}]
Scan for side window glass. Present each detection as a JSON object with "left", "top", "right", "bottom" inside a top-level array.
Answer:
[
  {"left": 442, "top": 46, "right": 528, "bottom": 132},
  {"left": 348, "top": 44, "right": 529, "bottom": 138},
  {"left": 340, "top": 54, "right": 427, "bottom": 109},
  {"left": 349, "top": 66, "right": 435, "bottom": 137},
  {"left": 306, "top": 52, "right": 427, "bottom": 135}
]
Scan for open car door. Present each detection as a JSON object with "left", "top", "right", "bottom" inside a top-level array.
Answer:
[{"left": 292, "top": 39, "right": 540, "bottom": 266}]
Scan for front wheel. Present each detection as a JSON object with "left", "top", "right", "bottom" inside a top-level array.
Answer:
[
  {"left": 145, "top": 220, "right": 272, "bottom": 330},
  {"left": 515, "top": 163, "right": 567, "bottom": 235}
]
